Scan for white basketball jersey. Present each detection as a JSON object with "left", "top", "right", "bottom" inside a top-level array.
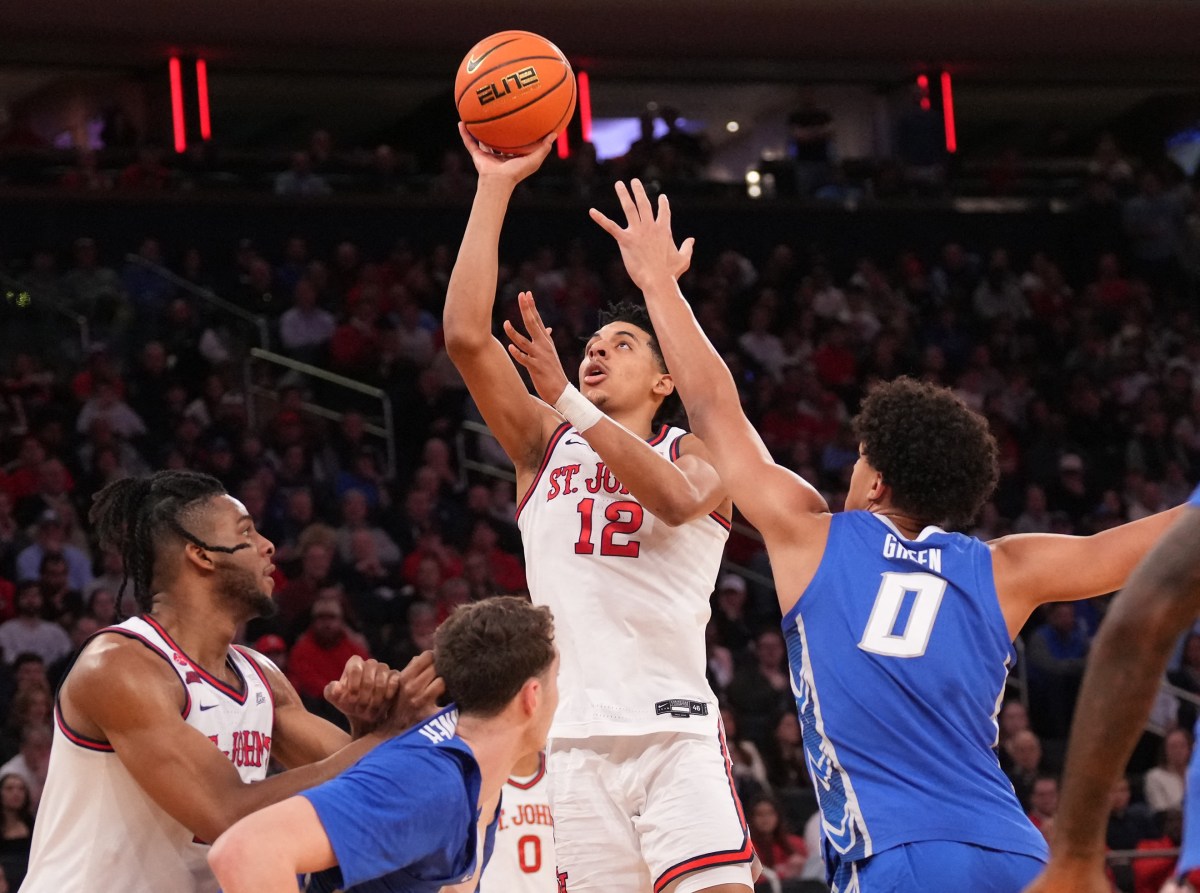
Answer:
[
  {"left": 480, "top": 753, "right": 556, "bottom": 893},
  {"left": 23, "top": 616, "right": 275, "bottom": 893},
  {"left": 517, "top": 423, "right": 729, "bottom": 738}
]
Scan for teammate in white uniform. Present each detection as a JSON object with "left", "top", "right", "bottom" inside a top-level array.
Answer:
[
  {"left": 22, "top": 470, "right": 441, "bottom": 893},
  {"left": 480, "top": 751, "right": 557, "bottom": 893},
  {"left": 445, "top": 127, "right": 754, "bottom": 893}
]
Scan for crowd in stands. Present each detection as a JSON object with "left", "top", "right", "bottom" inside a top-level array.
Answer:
[
  {"left": 0, "top": 133, "right": 1197, "bottom": 890},
  {"left": 2, "top": 102, "right": 1191, "bottom": 204}
]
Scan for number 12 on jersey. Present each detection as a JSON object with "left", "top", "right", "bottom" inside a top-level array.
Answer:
[
  {"left": 858, "top": 572, "right": 947, "bottom": 658},
  {"left": 574, "top": 498, "right": 644, "bottom": 557}
]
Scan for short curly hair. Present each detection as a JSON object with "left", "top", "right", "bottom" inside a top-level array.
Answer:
[
  {"left": 434, "top": 596, "right": 555, "bottom": 717},
  {"left": 853, "top": 377, "right": 998, "bottom": 529}
]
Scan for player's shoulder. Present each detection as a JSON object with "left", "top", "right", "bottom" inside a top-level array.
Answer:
[{"left": 69, "top": 628, "right": 178, "bottom": 691}]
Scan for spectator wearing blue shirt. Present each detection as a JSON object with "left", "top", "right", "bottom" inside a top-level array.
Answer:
[{"left": 209, "top": 596, "right": 559, "bottom": 893}]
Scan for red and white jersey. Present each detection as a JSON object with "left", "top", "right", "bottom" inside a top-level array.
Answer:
[
  {"left": 23, "top": 615, "right": 276, "bottom": 893},
  {"left": 481, "top": 753, "right": 556, "bottom": 893},
  {"left": 517, "top": 422, "right": 729, "bottom": 738}
]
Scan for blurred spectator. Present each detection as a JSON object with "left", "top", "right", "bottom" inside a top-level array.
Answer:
[
  {"left": 0, "top": 773, "right": 33, "bottom": 886},
  {"left": 1106, "top": 775, "right": 1156, "bottom": 893},
  {"left": 997, "top": 699, "right": 1031, "bottom": 772},
  {"left": 252, "top": 633, "right": 289, "bottom": 676},
  {"left": 1005, "top": 728, "right": 1045, "bottom": 811},
  {"left": 711, "top": 572, "right": 754, "bottom": 657},
  {"left": 279, "top": 277, "right": 335, "bottom": 362},
  {"left": 0, "top": 584, "right": 70, "bottom": 667},
  {"left": 0, "top": 726, "right": 49, "bottom": 809},
  {"left": 747, "top": 795, "right": 808, "bottom": 881},
  {"left": 1143, "top": 727, "right": 1190, "bottom": 814},
  {"left": 335, "top": 488, "right": 400, "bottom": 567},
  {"left": 274, "top": 152, "right": 331, "bottom": 197},
  {"left": 59, "top": 148, "right": 112, "bottom": 192},
  {"left": 1026, "top": 774, "right": 1058, "bottom": 842},
  {"left": 720, "top": 706, "right": 771, "bottom": 804},
  {"left": 787, "top": 97, "right": 834, "bottom": 196},
  {"left": 727, "top": 631, "right": 794, "bottom": 746},
  {"left": 272, "top": 538, "right": 336, "bottom": 640},
  {"left": 1027, "top": 602, "right": 1091, "bottom": 737},
  {"left": 1132, "top": 808, "right": 1184, "bottom": 893},
  {"left": 117, "top": 144, "right": 171, "bottom": 192},
  {"left": 285, "top": 594, "right": 369, "bottom": 715}
]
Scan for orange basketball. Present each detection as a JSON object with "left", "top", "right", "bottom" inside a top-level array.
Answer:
[{"left": 455, "top": 30, "right": 577, "bottom": 156}]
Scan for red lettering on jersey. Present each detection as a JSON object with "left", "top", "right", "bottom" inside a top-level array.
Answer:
[
  {"left": 546, "top": 464, "right": 582, "bottom": 501},
  {"left": 584, "top": 463, "right": 628, "bottom": 495},
  {"left": 584, "top": 463, "right": 604, "bottom": 493},
  {"left": 557, "top": 869, "right": 569, "bottom": 893}
]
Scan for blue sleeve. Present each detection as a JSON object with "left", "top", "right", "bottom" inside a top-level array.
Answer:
[
  {"left": 301, "top": 743, "right": 472, "bottom": 889},
  {"left": 1190, "top": 485, "right": 1200, "bottom": 508}
]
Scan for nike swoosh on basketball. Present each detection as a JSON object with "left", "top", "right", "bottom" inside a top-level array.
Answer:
[{"left": 465, "top": 45, "right": 502, "bottom": 74}]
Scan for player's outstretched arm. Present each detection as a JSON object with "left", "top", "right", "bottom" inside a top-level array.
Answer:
[
  {"left": 60, "top": 639, "right": 393, "bottom": 845},
  {"left": 209, "top": 796, "right": 335, "bottom": 893},
  {"left": 267, "top": 652, "right": 444, "bottom": 768},
  {"left": 590, "top": 180, "right": 828, "bottom": 540},
  {"left": 504, "top": 291, "right": 727, "bottom": 525},
  {"left": 1021, "top": 493, "right": 1200, "bottom": 893},
  {"left": 444, "top": 124, "right": 561, "bottom": 471},
  {"left": 990, "top": 502, "right": 1188, "bottom": 634}
]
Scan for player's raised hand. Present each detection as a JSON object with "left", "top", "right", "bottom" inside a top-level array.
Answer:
[
  {"left": 380, "top": 650, "right": 446, "bottom": 734},
  {"left": 503, "top": 292, "right": 570, "bottom": 403},
  {"left": 324, "top": 656, "right": 401, "bottom": 737},
  {"left": 458, "top": 122, "right": 555, "bottom": 185},
  {"left": 590, "top": 179, "right": 695, "bottom": 290}
]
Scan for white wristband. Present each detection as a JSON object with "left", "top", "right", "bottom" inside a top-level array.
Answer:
[{"left": 554, "top": 383, "right": 604, "bottom": 432}]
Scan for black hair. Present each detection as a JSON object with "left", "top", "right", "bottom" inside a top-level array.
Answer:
[
  {"left": 89, "top": 471, "right": 229, "bottom": 616},
  {"left": 853, "top": 377, "right": 999, "bottom": 529},
  {"left": 595, "top": 300, "right": 684, "bottom": 428}
]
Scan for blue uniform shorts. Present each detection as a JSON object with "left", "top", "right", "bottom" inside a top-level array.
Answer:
[{"left": 828, "top": 840, "right": 1046, "bottom": 893}]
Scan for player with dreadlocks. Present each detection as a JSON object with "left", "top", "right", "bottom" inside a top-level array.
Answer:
[
  {"left": 445, "top": 129, "right": 754, "bottom": 893},
  {"left": 23, "top": 470, "right": 444, "bottom": 893}
]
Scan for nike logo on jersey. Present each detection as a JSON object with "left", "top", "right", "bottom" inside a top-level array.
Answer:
[
  {"left": 199, "top": 703, "right": 218, "bottom": 711},
  {"left": 563, "top": 438, "right": 588, "bottom": 446}
]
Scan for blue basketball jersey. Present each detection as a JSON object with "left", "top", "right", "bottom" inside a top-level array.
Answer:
[
  {"left": 781, "top": 511, "right": 1048, "bottom": 865},
  {"left": 1178, "top": 714, "right": 1200, "bottom": 875}
]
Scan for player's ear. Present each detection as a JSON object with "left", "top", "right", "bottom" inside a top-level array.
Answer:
[
  {"left": 652, "top": 372, "right": 675, "bottom": 399},
  {"left": 519, "top": 677, "right": 541, "bottom": 718},
  {"left": 182, "top": 541, "right": 214, "bottom": 573},
  {"left": 867, "top": 470, "right": 887, "bottom": 502}
]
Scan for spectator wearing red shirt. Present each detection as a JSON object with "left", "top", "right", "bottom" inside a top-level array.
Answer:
[
  {"left": 463, "top": 519, "right": 525, "bottom": 594},
  {"left": 329, "top": 296, "right": 383, "bottom": 378},
  {"left": 1133, "top": 809, "right": 1184, "bottom": 893},
  {"left": 285, "top": 595, "right": 370, "bottom": 707},
  {"left": 810, "top": 323, "right": 858, "bottom": 391}
]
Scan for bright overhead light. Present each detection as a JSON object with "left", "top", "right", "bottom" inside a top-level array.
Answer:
[{"left": 726, "top": 121, "right": 740, "bottom": 133}]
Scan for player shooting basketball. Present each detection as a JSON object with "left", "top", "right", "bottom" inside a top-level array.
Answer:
[{"left": 443, "top": 126, "right": 757, "bottom": 893}]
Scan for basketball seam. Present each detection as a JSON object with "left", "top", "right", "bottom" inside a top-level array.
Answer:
[
  {"left": 462, "top": 67, "right": 572, "bottom": 128},
  {"left": 455, "top": 54, "right": 567, "bottom": 107},
  {"left": 462, "top": 37, "right": 521, "bottom": 77}
]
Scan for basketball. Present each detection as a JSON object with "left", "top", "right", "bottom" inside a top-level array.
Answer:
[{"left": 455, "top": 30, "right": 577, "bottom": 156}]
